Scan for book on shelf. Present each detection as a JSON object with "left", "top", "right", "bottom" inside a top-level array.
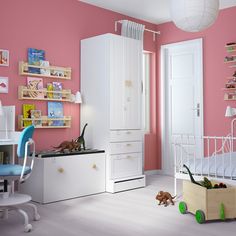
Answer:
[
  {"left": 23, "top": 104, "right": 35, "bottom": 127},
  {"left": 27, "top": 77, "right": 44, "bottom": 99},
  {"left": 52, "top": 82, "right": 62, "bottom": 99},
  {"left": 39, "top": 60, "right": 50, "bottom": 76},
  {"left": 47, "top": 83, "right": 53, "bottom": 99},
  {"left": 51, "top": 69, "right": 65, "bottom": 77},
  {"left": 48, "top": 102, "right": 64, "bottom": 126},
  {"left": 30, "top": 110, "right": 42, "bottom": 127},
  {"left": 28, "top": 48, "right": 45, "bottom": 74}
]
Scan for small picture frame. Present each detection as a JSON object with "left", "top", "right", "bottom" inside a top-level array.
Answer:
[
  {"left": 0, "top": 77, "right": 9, "bottom": 93},
  {"left": 0, "top": 49, "right": 9, "bottom": 66}
]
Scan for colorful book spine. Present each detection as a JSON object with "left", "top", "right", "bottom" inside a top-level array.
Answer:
[
  {"left": 47, "top": 83, "right": 53, "bottom": 99},
  {"left": 52, "top": 82, "right": 62, "bottom": 99},
  {"left": 48, "top": 102, "right": 64, "bottom": 126},
  {"left": 31, "top": 110, "right": 42, "bottom": 127},
  {"left": 28, "top": 48, "right": 45, "bottom": 74},
  {"left": 23, "top": 104, "right": 35, "bottom": 127},
  {"left": 27, "top": 77, "right": 44, "bottom": 99}
]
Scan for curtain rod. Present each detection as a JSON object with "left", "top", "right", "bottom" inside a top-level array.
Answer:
[{"left": 115, "top": 20, "right": 160, "bottom": 41}]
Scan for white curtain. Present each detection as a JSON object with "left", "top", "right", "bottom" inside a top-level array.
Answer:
[{"left": 121, "top": 20, "right": 145, "bottom": 43}]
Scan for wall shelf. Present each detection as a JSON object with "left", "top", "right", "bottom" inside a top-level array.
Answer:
[
  {"left": 18, "top": 86, "right": 72, "bottom": 102},
  {"left": 224, "top": 43, "right": 236, "bottom": 100},
  {"left": 19, "top": 61, "right": 72, "bottom": 80},
  {"left": 18, "top": 115, "right": 71, "bottom": 129},
  {"left": 225, "top": 43, "right": 236, "bottom": 53}
]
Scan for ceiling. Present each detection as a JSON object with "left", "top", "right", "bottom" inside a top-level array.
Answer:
[{"left": 80, "top": 0, "right": 236, "bottom": 24}]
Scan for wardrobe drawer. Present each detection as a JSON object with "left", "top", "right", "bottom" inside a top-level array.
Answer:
[
  {"left": 110, "top": 153, "right": 142, "bottom": 179},
  {"left": 110, "top": 130, "right": 142, "bottom": 142},
  {"left": 110, "top": 141, "right": 142, "bottom": 154}
]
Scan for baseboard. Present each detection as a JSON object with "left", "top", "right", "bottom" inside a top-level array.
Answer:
[{"left": 144, "top": 169, "right": 164, "bottom": 175}]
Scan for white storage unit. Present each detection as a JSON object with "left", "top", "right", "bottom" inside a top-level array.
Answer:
[
  {"left": 81, "top": 33, "right": 145, "bottom": 193},
  {"left": 19, "top": 152, "right": 105, "bottom": 204}
]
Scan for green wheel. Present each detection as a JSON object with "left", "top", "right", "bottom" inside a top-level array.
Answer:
[
  {"left": 179, "top": 201, "right": 187, "bottom": 214},
  {"left": 195, "top": 210, "right": 205, "bottom": 224}
]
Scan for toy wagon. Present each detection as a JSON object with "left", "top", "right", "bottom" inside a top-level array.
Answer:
[{"left": 179, "top": 180, "right": 236, "bottom": 223}]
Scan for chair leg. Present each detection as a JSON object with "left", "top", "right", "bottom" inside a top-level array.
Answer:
[
  {"left": 26, "top": 203, "right": 40, "bottom": 221},
  {"left": 15, "top": 208, "right": 32, "bottom": 233}
]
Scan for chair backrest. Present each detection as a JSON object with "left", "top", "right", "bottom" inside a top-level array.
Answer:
[{"left": 17, "top": 125, "right": 35, "bottom": 158}]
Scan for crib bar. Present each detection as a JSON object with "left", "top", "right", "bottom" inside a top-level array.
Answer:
[
  {"left": 230, "top": 136, "right": 232, "bottom": 180},
  {"left": 222, "top": 137, "right": 225, "bottom": 179},
  {"left": 201, "top": 137, "right": 203, "bottom": 176},
  {"left": 194, "top": 136, "right": 196, "bottom": 174},
  {"left": 180, "top": 135, "right": 183, "bottom": 173},
  {"left": 207, "top": 137, "right": 210, "bottom": 177},
  {"left": 214, "top": 137, "right": 217, "bottom": 178}
]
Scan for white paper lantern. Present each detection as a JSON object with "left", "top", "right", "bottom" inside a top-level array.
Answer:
[{"left": 170, "top": 0, "right": 219, "bottom": 32}]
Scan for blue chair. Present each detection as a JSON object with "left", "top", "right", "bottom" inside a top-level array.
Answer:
[{"left": 0, "top": 125, "right": 40, "bottom": 232}]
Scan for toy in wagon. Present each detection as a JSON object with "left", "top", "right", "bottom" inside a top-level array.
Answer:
[{"left": 178, "top": 165, "right": 236, "bottom": 223}]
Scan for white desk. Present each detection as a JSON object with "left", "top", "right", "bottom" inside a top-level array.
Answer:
[{"left": 0, "top": 131, "right": 20, "bottom": 192}]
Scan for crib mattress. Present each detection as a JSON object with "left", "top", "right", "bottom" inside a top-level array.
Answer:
[{"left": 183, "top": 152, "right": 236, "bottom": 178}]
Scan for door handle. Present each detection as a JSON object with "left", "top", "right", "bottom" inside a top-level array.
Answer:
[{"left": 192, "top": 103, "right": 200, "bottom": 117}]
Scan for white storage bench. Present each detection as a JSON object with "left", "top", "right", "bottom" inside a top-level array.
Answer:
[{"left": 19, "top": 150, "right": 105, "bottom": 204}]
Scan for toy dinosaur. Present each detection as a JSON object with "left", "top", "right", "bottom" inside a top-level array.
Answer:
[
  {"left": 75, "top": 123, "right": 88, "bottom": 150},
  {"left": 53, "top": 140, "right": 80, "bottom": 153},
  {"left": 183, "top": 164, "right": 213, "bottom": 189},
  {"left": 155, "top": 191, "right": 176, "bottom": 207},
  {"left": 183, "top": 164, "right": 203, "bottom": 187}
]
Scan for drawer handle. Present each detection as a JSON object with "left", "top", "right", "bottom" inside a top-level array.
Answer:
[
  {"left": 126, "top": 131, "right": 131, "bottom": 134},
  {"left": 92, "top": 164, "right": 97, "bottom": 169},
  {"left": 127, "top": 156, "right": 132, "bottom": 159},
  {"left": 58, "top": 167, "right": 64, "bottom": 173},
  {"left": 126, "top": 143, "right": 132, "bottom": 147}
]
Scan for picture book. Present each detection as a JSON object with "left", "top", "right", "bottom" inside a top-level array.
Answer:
[
  {"left": 23, "top": 104, "right": 35, "bottom": 127},
  {"left": 30, "top": 110, "right": 42, "bottom": 127},
  {"left": 40, "top": 60, "right": 50, "bottom": 76},
  {"left": 51, "top": 69, "right": 64, "bottom": 77},
  {"left": 27, "top": 77, "right": 44, "bottom": 99},
  {"left": 48, "top": 102, "right": 64, "bottom": 126},
  {"left": 47, "top": 83, "right": 53, "bottom": 99},
  {"left": 52, "top": 82, "right": 62, "bottom": 99},
  {"left": 28, "top": 48, "right": 45, "bottom": 74}
]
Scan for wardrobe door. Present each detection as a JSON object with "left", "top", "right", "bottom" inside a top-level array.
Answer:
[
  {"left": 123, "top": 38, "right": 142, "bottom": 129},
  {"left": 110, "top": 36, "right": 126, "bottom": 130}
]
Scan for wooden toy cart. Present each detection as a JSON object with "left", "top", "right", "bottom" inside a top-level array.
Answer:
[{"left": 179, "top": 180, "right": 236, "bottom": 223}]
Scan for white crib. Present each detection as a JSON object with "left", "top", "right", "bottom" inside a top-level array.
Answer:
[{"left": 173, "top": 134, "right": 236, "bottom": 194}]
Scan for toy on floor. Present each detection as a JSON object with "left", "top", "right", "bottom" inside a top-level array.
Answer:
[{"left": 156, "top": 191, "right": 175, "bottom": 207}]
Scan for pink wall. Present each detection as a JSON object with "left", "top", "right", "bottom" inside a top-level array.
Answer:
[
  {"left": 0, "top": 0, "right": 157, "bottom": 163},
  {"left": 156, "top": 7, "right": 236, "bottom": 169}
]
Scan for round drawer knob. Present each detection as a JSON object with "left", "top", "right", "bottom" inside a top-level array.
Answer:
[
  {"left": 58, "top": 167, "right": 64, "bottom": 173},
  {"left": 92, "top": 164, "right": 97, "bottom": 169}
]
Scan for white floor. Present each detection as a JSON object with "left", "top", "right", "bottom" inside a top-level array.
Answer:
[{"left": 0, "top": 175, "right": 235, "bottom": 236}]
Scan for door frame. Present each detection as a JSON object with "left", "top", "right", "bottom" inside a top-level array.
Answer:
[{"left": 160, "top": 38, "right": 204, "bottom": 176}]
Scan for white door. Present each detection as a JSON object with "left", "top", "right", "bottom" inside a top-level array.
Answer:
[{"left": 161, "top": 38, "right": 204, "bottom": 176}]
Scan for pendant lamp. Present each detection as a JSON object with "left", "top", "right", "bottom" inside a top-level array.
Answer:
[{"left": 170, "top": 0, "right": 219, "bottom": 32}]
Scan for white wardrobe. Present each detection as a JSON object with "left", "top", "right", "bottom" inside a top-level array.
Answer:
[{"left": 81, "top": 33, "right": 145, "bottom": 193}]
